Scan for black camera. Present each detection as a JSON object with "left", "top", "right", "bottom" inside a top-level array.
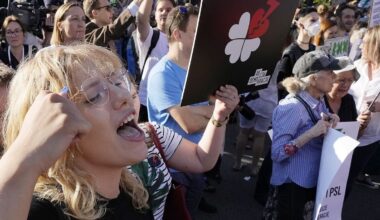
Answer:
[
  {"left": 238, "top": 91, "right": 259, "bottom": 120},
  {"left": 7, "top": 0, "right": 47, "bottom": 38}
]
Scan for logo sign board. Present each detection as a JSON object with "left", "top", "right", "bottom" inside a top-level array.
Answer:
[{"left": 181, "top": 0, "right": 299, "bottom": 105}]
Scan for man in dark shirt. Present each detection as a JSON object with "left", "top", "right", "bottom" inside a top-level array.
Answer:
[
  {"left": 83, "top": 0, "right": 142, "bottom": 50},
  {"left": 277, "top": 7, "right": 319, "bottom": 100}
]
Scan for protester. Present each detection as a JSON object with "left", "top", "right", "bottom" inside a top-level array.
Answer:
[
  {"left": 335, "top": 3, "right": 357, "bottom": 37},
  {"left": 264, "top": 50, "right": 340, "bottom": 220},
  {"left": 83, "top": 0, "right": 143, "bottom": 50},
  {"left": 136, "top": 0, "right": 176, "bottom": 121},
  {"left": 0, "top": 16, "right": 38, "bottom": 69},
  {"left": 232, "top": 68, "right": 278, "bottom": 175},
  {"left": 50, "top": 2, "right": 87, "bottom": 45},
  {"left": 325, "top": 56, "right": 365, "bottom": 123},
  {"left": 0, "top": 44, "right": 238, "bottom": 219},
  {"left": 277, "top": 7, "right": 319, "bottom": 100},
  {"left": 313, "top": 18, "right": 338, "bottom": 46},
  {"left": 147, "top": 4, "right": 235, "bottom": 216},
  {"left": 346, "top": 26, "right": 380, "bottom": 196}
]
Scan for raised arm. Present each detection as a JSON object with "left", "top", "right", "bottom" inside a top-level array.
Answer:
[
  {"left": 167, "top": 85, "right": 239, "bottom": 172},
  {"left": 85, "top": 0, "right": 143, "bottom": 47},
  {"left": 0, "top": 91, "right": 90, "bottom": 220},
  {"left": 136, "top": 0, "right": 152, "bottom": 42}
]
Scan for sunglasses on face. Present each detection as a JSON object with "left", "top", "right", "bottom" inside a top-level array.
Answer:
[{"left": 96, "top": 4, "right": 112, "bottom": 11}]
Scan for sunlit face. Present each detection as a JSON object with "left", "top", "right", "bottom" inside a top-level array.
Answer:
[
  {"left": 155, "top": 0, "right": 174, "bottom": 31},
  {"left": 93, "top": 0, "right": 113, "bottom": 26},
  {"left": 5, "top": 21, "right": 24, "bottom": 48},
  {"left": 323, "top": 25, "right": 338, "bottom": 40},
  {"left": 58, "top": 6, "right": 86, "bottom": 43},
  {"left": 313, "top": 70, "right": 336, "bottom": 94},
  {"left": 339, "top": 8, "right": 356, "bottom": 31},
  {"left": 330, "top": 71, "right": 355, "bottom": 98},
  {"left": 72, "top": 68, "right": 147, "bottom": 170}
]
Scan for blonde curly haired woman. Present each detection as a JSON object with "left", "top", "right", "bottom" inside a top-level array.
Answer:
[{"left": 0, "top": 44, "right": 239, "bottom": 219}]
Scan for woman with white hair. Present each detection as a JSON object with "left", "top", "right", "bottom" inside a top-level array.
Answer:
[{"left": 265, "top": 50, "right": 340, "bottom": 220}]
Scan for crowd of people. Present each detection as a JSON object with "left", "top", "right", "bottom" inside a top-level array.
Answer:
[{"left": 0, "top": 0, "right": 379, "bottom": 219}]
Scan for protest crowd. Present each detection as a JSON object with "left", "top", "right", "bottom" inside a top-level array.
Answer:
[{"left": 0, "top": 0, "right": 379, "bottom": 219}]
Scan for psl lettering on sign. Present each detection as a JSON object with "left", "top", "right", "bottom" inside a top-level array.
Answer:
[{"left": 325, "top": 186, "right": 342, "bottom": 198}]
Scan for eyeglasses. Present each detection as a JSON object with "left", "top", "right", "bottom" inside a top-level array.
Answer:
[
  {"left": 168, "top": 6, "right": 189, "bottom": 36},
  {"left": 95, "top": 4, "right": 112, "bottom": 11},
  {"left": 336, "top": 78, "right": 354, "bottom": 85},
  {"left": 73, "top": 69, "right": 132, "bottom": 107},
  {"left": 6, "top": 29, "right": 23, "bottom": 36}
]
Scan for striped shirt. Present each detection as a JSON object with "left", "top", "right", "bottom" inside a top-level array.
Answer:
[
  {"left": 270, "top": 91, "right": 329, "bottom": 188},
  {"left": 130, "top": 122, "right": 182, "bottom": 220}
]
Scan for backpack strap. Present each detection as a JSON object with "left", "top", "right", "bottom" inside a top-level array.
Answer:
[
  {"left": 141, "top": 29, "right": 160, "bottom": 75},
  {"left": 294, "top": 95, "right": 319, "bottom": 124}
]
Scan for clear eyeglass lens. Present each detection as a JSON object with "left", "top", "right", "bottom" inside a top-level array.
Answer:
[
  {"left": 107, "top": 72, "right": 132, "bottom": 92},
  {"left": 81, "top": 78, "right": 109, "bottom": 106}
]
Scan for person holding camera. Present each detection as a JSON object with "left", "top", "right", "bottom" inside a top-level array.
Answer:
[
  {"left": 233, "top": 66, "right": 278, "bottom": 176},
  {"left": 264, "top": 50, "right": 340, "bottom": 220}
]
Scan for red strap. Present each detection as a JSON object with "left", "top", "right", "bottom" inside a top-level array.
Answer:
[{"left": 146, "top": 123, "right": 168, "bottom": 164}]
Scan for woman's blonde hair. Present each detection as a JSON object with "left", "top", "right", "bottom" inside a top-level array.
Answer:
[
  {"left": 364, "top": 26, "right": 380, "bottom": 65},
  {"left": 51, "top": 2, "right": 83, "bottom": 46},
  {"left": 2, "top": 43, "right": 149, "bottom": 219}
]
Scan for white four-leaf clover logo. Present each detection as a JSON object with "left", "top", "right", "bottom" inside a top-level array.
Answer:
[
  {"left": 224, "top": 0, "right": 280, "bottom": 64},
  {"left": 225, "top": 12, "right": 261, "bottom": 64}
]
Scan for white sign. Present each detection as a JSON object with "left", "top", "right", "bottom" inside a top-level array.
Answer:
[
  {"left": 369, "top": 0, "right": 380, "bottom": 28},
  {"left": 313, "top": 124, "right": 360, "bottom": 220},
  {"left": 334, "top": 121, "right": 360, "bottom": 139}
]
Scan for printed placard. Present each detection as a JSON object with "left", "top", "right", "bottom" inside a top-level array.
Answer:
[
  {"left": 181, "top": 0, "right": 299, "bottom": 105},
  {"left": 313, "top": 124, "right": 360, "bottom": 220}
]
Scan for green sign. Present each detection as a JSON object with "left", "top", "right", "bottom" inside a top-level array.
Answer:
[{"left": 324, "top": 37, "right": 350, "bottom": 57}]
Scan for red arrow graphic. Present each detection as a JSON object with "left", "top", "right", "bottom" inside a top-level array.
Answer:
[{"left": 247, "top": 0, "right": 280, "bottom": 39}]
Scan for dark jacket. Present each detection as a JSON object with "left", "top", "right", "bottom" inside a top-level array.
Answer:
[{"left": 85, "top": 9, "right": 135, "bottom": 48}]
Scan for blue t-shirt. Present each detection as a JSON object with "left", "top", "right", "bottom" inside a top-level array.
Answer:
[{"left": 147, "top": 56, "right": 203, "bottom": 143}]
